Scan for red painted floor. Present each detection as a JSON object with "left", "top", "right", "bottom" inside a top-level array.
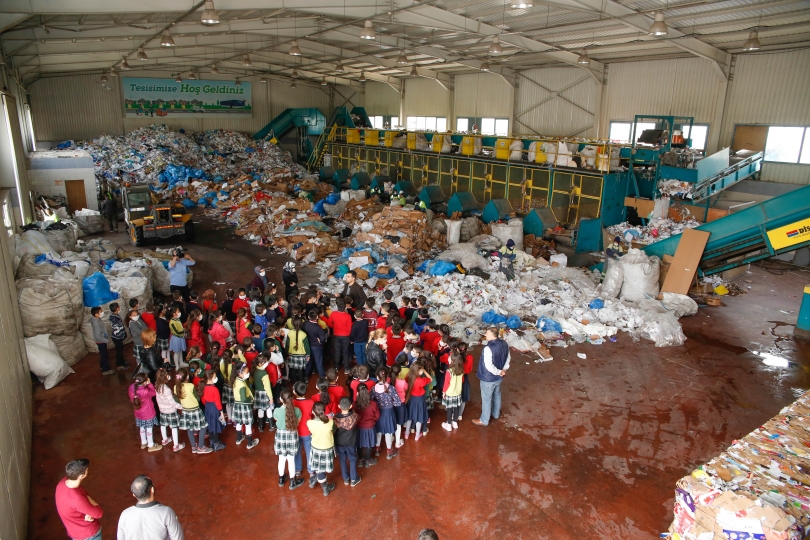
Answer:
[{"left": 27, "top": 216, "right": 810, "bottom": 539}]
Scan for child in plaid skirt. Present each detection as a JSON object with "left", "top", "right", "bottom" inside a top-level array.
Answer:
[
  {"left": 441, "top": 352, "right": 464, "bottom": 432},
  {"left": 274, "top": 389, "right": 305, "bottom": 490},
  {"left": 154, "top": 368, "right": 185, "bottom": 452},
  {"left": 306, "top": 401, "right": 336, "bottom": 497},
  {"left": 252, "top": 354, "right": 275, "bottom": 432},
  {"left": 231, "top": 361, "right": 259, "bottom": 450}
]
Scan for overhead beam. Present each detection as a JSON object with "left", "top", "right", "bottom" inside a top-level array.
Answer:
[
  {"left": 391, "top": 2, "right": 604, "bottom": 82},
  {"left": 555, "top": 0, "right": 730, "bottom": 78}
]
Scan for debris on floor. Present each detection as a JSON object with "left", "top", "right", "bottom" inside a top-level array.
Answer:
[
  {"left": 666, "top": 389, "right": 810, "bottom": 540},
  {"left": 607, "top": 217, "right": 701, "bottom": 246}
]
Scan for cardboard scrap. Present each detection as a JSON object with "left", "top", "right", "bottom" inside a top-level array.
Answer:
[{"left": 661, "top": 228, "right": 710, "bottom": 295}]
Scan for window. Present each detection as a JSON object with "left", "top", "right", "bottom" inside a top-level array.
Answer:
[
  {"left": 406, "top": 116, "right": 446, "bottom": 131},
  {"left": 370, "top": 116, "right": 399, "bottom": 129},
  {"left": 609, "top": 120, "right": 709, "bottom": 151},
  {"left": 457, "top": 116, "right": 509, "bottom": 136},
  {"left": 764, "top": 126, "right": 810, "bottom": 164}
]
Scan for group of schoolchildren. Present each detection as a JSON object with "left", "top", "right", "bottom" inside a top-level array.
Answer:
[{"left": 123, "top": 265, "right": 475, "bottom": 496}]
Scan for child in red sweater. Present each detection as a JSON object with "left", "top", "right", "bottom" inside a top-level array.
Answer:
[
  {"left": 350, "top": 365, "right": 375, "bottom": 400},
  {"left": 201, "top": 370, "right": 226, "bottom": 451},
  {"left": 327, "top": 298, "right": 353, "bottom": 374},
  {"left": 386, "top": 322, "right": 405, "bottom": 366},
  {"left": 355, "top": 384, "right": 380, "bottom": 467},
  {"left": 312, "top": 377, "right": 339, "bottom": 417}
]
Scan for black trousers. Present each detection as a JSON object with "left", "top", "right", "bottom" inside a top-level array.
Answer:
[
  {"left": 333, "top": 336, "right": 351, "bottom": 370},
  {"left": 112, "top": 338, "right": 127, "bottom": 368},
  {"left": 170, "top": 285, "right": 190, "bottom": 302}
]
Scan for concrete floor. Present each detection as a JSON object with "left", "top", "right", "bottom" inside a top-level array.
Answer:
[{"left": 27, "top": 215, "right": 810, "bottom": 539}]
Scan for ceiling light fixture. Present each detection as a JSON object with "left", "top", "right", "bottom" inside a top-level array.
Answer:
[
  {"left": 121, "top": 58, "right": 131, "bottom": 70},
  {"left": 211, "top": 64, "right": 220, "bottom": 74},
  {"left": 241, "top": 53, "right": 253, "bottom": 66},
  {"left": 510, "top": 1, "right": 533, "bottom": 7},
  {"left": 577, "top": 50, "right": 590, "bottom": 64},
  {"left": 397, "top": 50, "right": 408, "bottom": 64},
  {"left": 101, "top": 73, "right": 109, "bottom": 83},
  {"left": 335, "top": 61, "right": 345, "bottom": 72},
  {"left": 360, "top": 19, "right": 376, "bottom": 40},
  {"left": 235, "top": 78, "right": 241, "bottom": 86},
  {"left": 289, "top": 40, "right": 302, "bottom": 56},
  {"left": 320, "top": 77, "right": 328, "bottom": 86},
  {"left": 489, "top": 35, "right": 502, "bottom": 54},
  {"left": 175, "top": 74, "right": 183, "bottom": 82},
  {"left": 743, "top": 30, "right": 761, "bottom": 51},
  {"left": 189, "top": 72, "right": 197, "bottom": 80},
  {"left": 359, "top": 71, "right": 366, "bottom": 82},
  {"left": 410, "top": 65, "right": 418, "bottom": 77},
  {"left": 136, "top": 47, "right": 148, "bottom": 60},
  {"left": 110, "top": 69, "right": 118, "bottom": 77},
  {"left": 160, "top": 29, "right": 175, "bottom": 47},
  {"left": 201, "top": 0, "right": 220, "bottom": 25},
  {"left": 292, "top": 68, "right": 299, "bottom": 78},
  {"left": 260, "top": 75, "right": 267, "bottom": 83},
  {"left": 291, "top": 82, "right": 297, "bottom": 89},
  {"left": 480, "top": 60, "right": 491, "bottom": 71},
  {"left": 648, "top": 12, "right": 668, "bottom": 36}
]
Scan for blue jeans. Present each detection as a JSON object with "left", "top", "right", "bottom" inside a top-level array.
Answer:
[
  {"left": 295, "top": 434, "right": 313, "bottom": 475},
  {"left": 336, "top": 446, "right": 359, "bottom": 482},
  {"left": 479, "top": 379, "right": 502, "bottom": 425},
  {"left": 77, "top": 529, "right": 102, "bottom": 540},
  {"left": 353, "top": 342, "right": 366, "bottom": 366},
  {"left": 309, "top": 347, "right": 324, "bottom": 378}
]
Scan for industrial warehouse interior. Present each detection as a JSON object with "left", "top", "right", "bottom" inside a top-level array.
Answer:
[{"left": 1, "top": 0, "right": 810, "bottom": 538}]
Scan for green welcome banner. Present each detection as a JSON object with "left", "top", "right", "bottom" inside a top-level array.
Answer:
[{"left": 122, "top": 77, "right": 252, "bottom": 118}]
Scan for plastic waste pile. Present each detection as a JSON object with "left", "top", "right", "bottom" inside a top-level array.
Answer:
[
  {"left": 317, "top": 244, "right": 693, "bottom": 351},
  {"left": 666, "top": 389, "right": 810, "bottom": 540},
  {"left": 607, "top": 217, "right": 700, "bottom": 246},
  {"left": 658, "top": 179, "right": 695, "bottom": 199}
]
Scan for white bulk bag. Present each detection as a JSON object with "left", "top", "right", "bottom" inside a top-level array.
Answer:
[
  {"left": 619, "top": 248, "right": 660, "bottom": 302},
  {"left": 25, "top": 334, "right": 74, "bottom": 389},
  {"left": 17, "top": 269, "right": 84, "bottom": 337}
]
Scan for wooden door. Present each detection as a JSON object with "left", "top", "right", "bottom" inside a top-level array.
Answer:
[{"left": 64, "top": 180, "right": 87, "bottom": 215}]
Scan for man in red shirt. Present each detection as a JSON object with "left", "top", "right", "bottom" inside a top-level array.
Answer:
[
  {"left": 55, "top": 459, "right": 103, "bottom": 540},
  {"left": 327, "top": 298, "right": 353, "bottom": 374}
]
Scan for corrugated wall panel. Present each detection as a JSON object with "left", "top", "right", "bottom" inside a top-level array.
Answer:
[
  {"left": 454, "top": 73, "right": 514, "bottom": 119},
  {"left": 364, "top": 81, "right": 400, "bottom": 117},
  {"left": 515, "top": 67, "right": 600, "bottom": 138},
  {"left": 720, "top": 49, "right": 810, "bottom": 184},
  {"left": 600, "top": 57, "right": 725, "bottom": 136},
  {"left": 403, "top": 78, "right": 450, "bottom": 119},
  {"left": 30, "top": 71, "right": 338, "bottom": 141}
]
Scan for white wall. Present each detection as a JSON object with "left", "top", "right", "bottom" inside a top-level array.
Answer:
[
  {"left": 514, "top": 67, "right": 600, "bottom": 138},
  {"left": 454, "top": 73, "right": 514, "bottom": 123},
  {"left": 27, "top": 160, "right": 98, "bottom": 212},
  {"left": 364, "top": 81, "right": 401, "bottom": 118},
  {"left": 402, "top": 77, "right": 451, "bottom": 121},
  {"left": 719, "top": 49, "right": 810, "bottom": 185},
  {"left": 29, "top": 71, "right": 346, "bottom": 141},
  {"left": 0, "top": 187, "right": 33, "bottom": 540}
]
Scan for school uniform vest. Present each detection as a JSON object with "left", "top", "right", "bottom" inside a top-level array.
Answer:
[{"left": 477, "top": 339, "right": 508, "bottom": 383}]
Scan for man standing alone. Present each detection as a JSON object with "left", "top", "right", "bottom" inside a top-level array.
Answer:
[
  {"left": 55, "top": 459, "right": 104, "bottom": 540},
  {"left": 101, "top": 195, "right": 118, "bottom": 233},
  {"left": 473, "top": 327, "right": 511, "bottom": 427}
]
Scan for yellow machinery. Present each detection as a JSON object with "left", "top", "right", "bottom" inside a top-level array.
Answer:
[
  {"left": 124, "top": 185, "right": 194, "bottom": 247},
  {"left": 461, "top": 136, "right": 481, "bottom": 156},
  {"left": 407, "top": 132, "right": 417, "bottom": 150},
  {"left": 365, "top": 130, "right": 379, "bottom": 146},
  {"left": 494, "top": 139, "right": 513, "bottom": 160},
  {"left": 347, "top": 129, "right": 360, "bottom": 144},
  {"left": 383, "top": 131, "right": 396, "bottom": 147},
  {"left": 431, "top": 134, "right": 448, "bottom": 153}
]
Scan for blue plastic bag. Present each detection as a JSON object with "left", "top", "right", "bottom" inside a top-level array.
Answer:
[
  {"left": 481, "top": 311, "right": 508, "bottom": 325},
  {"left": 423, "top": 260, "right": 457, "bottom": 276},
  {"left": 314, "top": 200, "right": 326, "bottom": 216},
  {"left": 325, "top": 193, "right": 341, "bottom": 205},
  {"left": 181, "top": 198, "right": 197, "bottom": 209},
  {"left": 335, "top": 264, "right": 350, "bottom": 279},
  {"left": 589, "top": 298, "right": 605, "bottom": 309},
  {"left": 536, "top": 316, "right": 562, "bottom": 333},
  {"left": 506, "top": 316, "right": 523, "bottom": 329},
  {"left": 82, "top": 272, "right": 119, "bottom": 307}
]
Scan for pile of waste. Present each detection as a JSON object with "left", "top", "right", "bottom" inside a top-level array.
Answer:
[
  {"left": 607, "top": 217, "right": 700, "bottom": 246},
  {"left": 659, "top": 179, "right": 696, "bottom": 199},
  {"left": 12, "top": 226, "right": 192, "bottom": 388},
  {"left": 665, "top": 389, "right": 810, "bottom": 539},
  {"left": 318, "top": 243, "right": 695, "bottom": 351},
  {"left": 353, "top": 206, "right": 437, "bottom": 257}
]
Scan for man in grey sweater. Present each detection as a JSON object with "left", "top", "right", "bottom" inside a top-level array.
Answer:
[
  {"left": 90, "top": 307, "right": 114, "bottom": 375},
  {"left": 117, "top": 475, "right": 183, "bottom": 540}
]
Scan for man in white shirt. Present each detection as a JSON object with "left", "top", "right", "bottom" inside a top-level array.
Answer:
[{"left": 117, "top": 475, "right": 183, "bottom": 540}]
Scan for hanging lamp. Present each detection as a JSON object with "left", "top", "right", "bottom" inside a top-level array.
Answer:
[
  {"left": 260, "top": 75, "right": 267, "bottom": 83},
  {"left": 410, "top": 65, "right": 418, "bottom": 77},
  {"left": 577, "top": 50, "right": 590, "bottom": 64},
  {"left": 241, "top": 53, "right": 253, "bottom": 67},
  {"left": 743, "top": 30, "right": 761, "bottom": 51},
  {"left": 648, "top": 12, "right": 668, "bottom": 36},
  {"left": 211, "top": 64, "right": 220, "bottom": 74},
  {"left": 289, "top": 40, "right": 302, "bottom": 56},
  {"left": 201, "top": 0, "right": 220, "bottom": 25},
  {"left": 189, "top": 72, "right": 197, "bottom": 80},
  {"left": 335, "top": 61, "right": 345, "bottom": 72},
  {"left": 291, "top": 82, "right": 297, "bottom": 89},
  {"left": 101, "top": 73, "right": 109, "bottom": 83},
  {"left": 160, "top": 29, "right": 175, "bottom": 47},
  {"left": 360, "top": 19, "right": 376, "bottom": 40},
  {"left": 136, "top": 47, "right": 148, "bottom": 60},
  {"left": 175, "top": 74, "right": 183, "bottom": 82},
  {"left": 489, "top": 35, "right": 502, "bottom": 54},
  {"left": 320, "top": 77, "right": 327, "bottom": 86},
  {"left": 121, "top": 58, "right": 131, "bottom": 70},
  {"left": 235, "top": 78, "right": 241, "bottom": 86},
  {"left": 397, "top": 50, "right": 408, "bottom": 64},
  {"left": 480, "top": 60, "right": 490, "bottom": 71},
  {"left": 359, "top": 71, "right": 366, "bottom": 82}
]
